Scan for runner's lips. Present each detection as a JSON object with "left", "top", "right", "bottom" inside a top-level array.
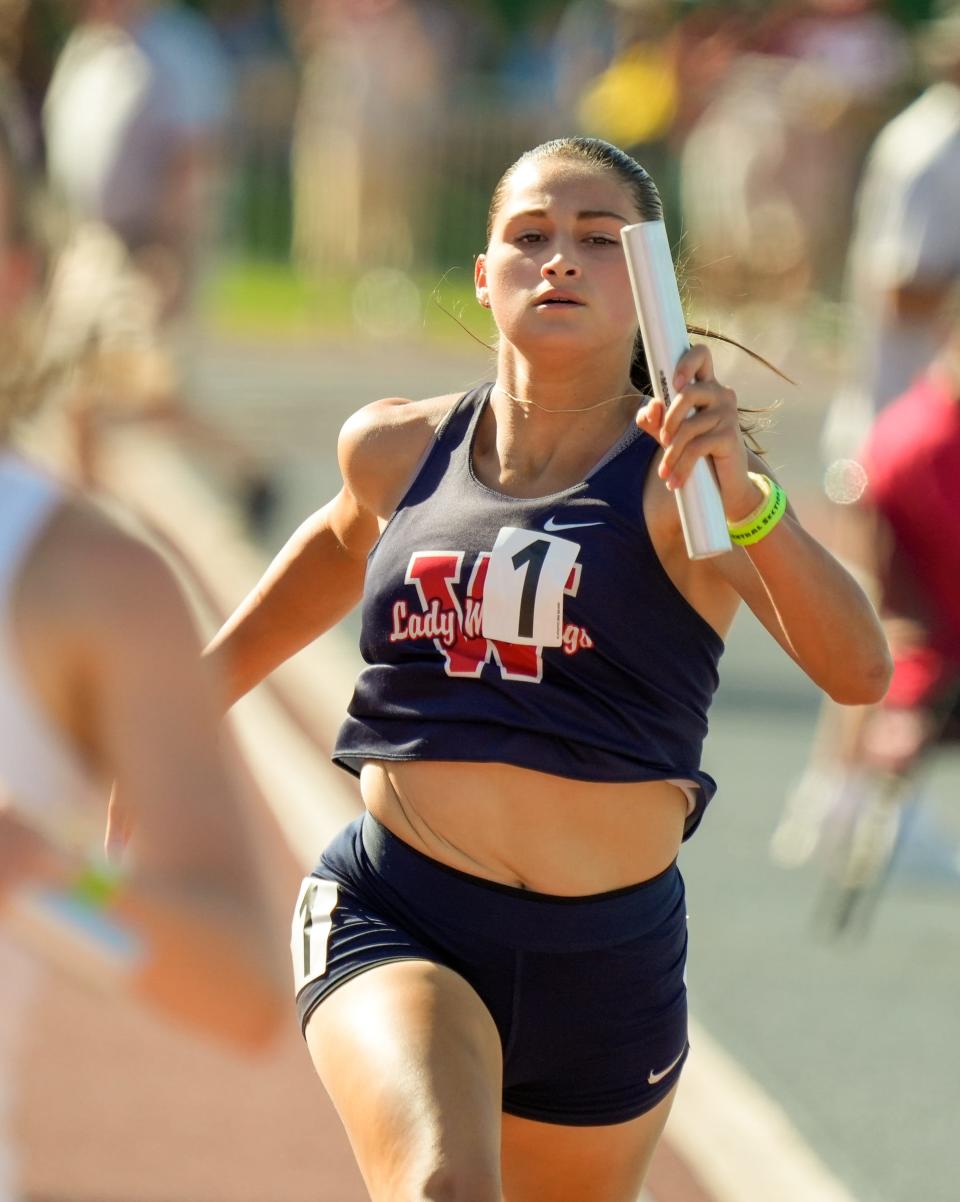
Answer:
[{"left": 533, "top": 291, "right": 584, "bottom": 307}]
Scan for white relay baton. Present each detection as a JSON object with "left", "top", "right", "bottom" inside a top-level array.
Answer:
[{"left": 621, "top": 221, "right": 731, "bottom": 559}]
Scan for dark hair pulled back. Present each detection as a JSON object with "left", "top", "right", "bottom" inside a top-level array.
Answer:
[
  {"left": 486, "top": 136, "right": 660, "bottom": 394},
  {"left": 485, "top": 137, "right": 788, "bottom": 448}
]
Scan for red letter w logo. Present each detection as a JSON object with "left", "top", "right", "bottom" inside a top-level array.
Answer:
[{"left": 404, "top": 551, "right": 579, "bottom": 683}]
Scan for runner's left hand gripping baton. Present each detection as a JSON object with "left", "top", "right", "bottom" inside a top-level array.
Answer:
[{"left": 621, "top": 221, "right": 731, "bottom": 559}]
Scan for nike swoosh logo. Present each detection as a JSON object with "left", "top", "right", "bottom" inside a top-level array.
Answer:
[
  {"left": 647, "top": 1045, "right": 687, "bottom": 1086},
  {"left": 543, "top": 515, "right": 604, "bottom": 532}
]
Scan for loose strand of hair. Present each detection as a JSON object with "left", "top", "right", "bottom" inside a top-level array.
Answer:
[
  {"left": 430, "top": 276, "right": 496, "bottom": 354},
  {"left": 684, "top": 321, "right": 790, "bottom": 457},
  {"left": 686, "top": 322, "right": 795, "bottom": 386}
]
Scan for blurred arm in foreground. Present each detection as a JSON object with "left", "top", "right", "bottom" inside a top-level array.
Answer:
[
  {"left": 0, "top": 92, "right": 287, "bottom": 1040},
  {"left": 0, "top": 453, "right": 290, "bottom": 1048},
  {"left": 0, "top": 458, "right": 289, "bottom": 1049}
]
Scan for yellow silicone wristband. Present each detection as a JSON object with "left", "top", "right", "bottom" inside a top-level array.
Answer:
[
  {"left": 727, "top": 472, "right": 771, "bottom": 528},
  {"left": 727, "top": 474, "right": 787, "bottom": 545}
]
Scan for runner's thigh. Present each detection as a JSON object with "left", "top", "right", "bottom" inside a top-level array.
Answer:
[
  {"left": 305, "top": 959, "right": 504, "bottom": 1202},
  {"left": 501, "top": 1084, "right": 678, "bottom": 1202}
]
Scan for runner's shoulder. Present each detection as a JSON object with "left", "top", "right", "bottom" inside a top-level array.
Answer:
[{"left": 338, "top": 392, "right": 462, "bottom": 518}]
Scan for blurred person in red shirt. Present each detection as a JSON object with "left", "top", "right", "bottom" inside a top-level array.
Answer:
[
  {"left": 771, "top": 326, "right": 960, "bottom": 864},
  {"left": 772, "top": 7, "right": 960, "bottom": 865},
  {"left": 852, "top": 333, "right": 960, "bottom": 766}
]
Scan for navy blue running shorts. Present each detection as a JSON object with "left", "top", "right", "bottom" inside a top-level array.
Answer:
[{"left": 291, "top": 812, "right": 689, "bottom": 1126}]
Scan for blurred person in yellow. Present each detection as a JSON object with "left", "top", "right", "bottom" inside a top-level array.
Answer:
[
  {"left": 0, "top": 100, "right": 289, "bottom": 1200},
  {"left": 567, "top": 0, "right": 684, "bottom": 233},
  {"left": 40, "top": 0, "right": 277, "bottom": 527},
  {"left": 575, "top": 0, "right": 679, "bottom": 153}
]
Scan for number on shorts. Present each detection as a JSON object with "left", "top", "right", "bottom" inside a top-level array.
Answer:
[{"left": 291, "top": 876, "right": 338, "bottom": 994}]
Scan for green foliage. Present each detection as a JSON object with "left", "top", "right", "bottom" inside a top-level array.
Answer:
[
  {"left": 205, "top": 258, "right": 492, "bottom": 346},
  {"left": 886, "top": 0, "right": 937, "bottom": 25}
]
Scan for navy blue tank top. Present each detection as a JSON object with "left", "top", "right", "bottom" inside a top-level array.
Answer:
[{"left": 334, "top": 384, "right": 725, "bottom": 838}]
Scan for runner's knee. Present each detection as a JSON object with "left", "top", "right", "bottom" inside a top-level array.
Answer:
[
  {"left": 417, "top": 1163, "right": 501, "bottom": 1202},
  {"left": 365, "top": 1145, "right": 500, "bottom": 1202}
]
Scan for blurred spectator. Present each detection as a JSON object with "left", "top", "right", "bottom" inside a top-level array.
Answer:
[
  {"left": 671, "top": 1, "right": 753, "bottom": 142},
  {"left": 822, "top": 1, "right": 960, "bottom": 462},
  {"left": 550, "top": 0, "right": 619, "bottom": 114},
  {"left": 763, "top": 0, "right": 909, "bottom": 99},
  {"left": 44, "top": 0, "right": 232, "bottom": 311},
  {"left": 498, "top": 3, "right": 564, "bottom": 117},
  {"left": 0, "top": 0, "right": 37, "bottom": 173},
  {"left": 210, "top": 0, "right": 299, "bottom": 260},
  {"left": 41, "top": 1, "right": 277, "bottom": 529},
  {"left": 680, "top": 0, "right": 910, "bottom": 306},
  {"left": 762, "top": 0, "right": 912, "bottom": 289},
  {"left": 771, "top": 323, "right": 960, "bottom": 866},
  {"left": 572, "top": 0, "right": 681, "bottom": 221},
  {"left": 680, "top": 49, "right": 816, "bottom": 304},
  {"left": 287, "top": 0, "right": 447, "bottom": 275}
]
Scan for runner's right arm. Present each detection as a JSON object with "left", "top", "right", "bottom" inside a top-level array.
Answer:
[{"left": 205, "top": 396, "right": 442, "bottom": 707}]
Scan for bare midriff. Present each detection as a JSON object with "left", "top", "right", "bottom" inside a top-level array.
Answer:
[{"left": 360, "top": 760, "right": 689, "bottom": 895}]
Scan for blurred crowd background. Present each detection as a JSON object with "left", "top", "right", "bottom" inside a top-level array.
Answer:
[
  {"left": 2, "top": 6, "right": 959, "bottom": 1201},
  {"left": 0, "top": 0, "right": 950, "bottom": 496},
  {"left": 0, "top": 0, "right": 948, "bottom": 320},
  {"left": 0, "top": 0, "right": 957, "bottom": 513},
  {"left": 3, "top": 0, "right": 956, "bottom": 495}
]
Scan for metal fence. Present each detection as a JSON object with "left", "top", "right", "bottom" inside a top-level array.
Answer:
[{"left": 222, "top": 77, "right": 575, "bottom": 275}]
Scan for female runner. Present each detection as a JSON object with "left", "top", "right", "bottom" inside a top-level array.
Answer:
[{"left": 207, "top": 137, "right": 891, "bottom": 1202}]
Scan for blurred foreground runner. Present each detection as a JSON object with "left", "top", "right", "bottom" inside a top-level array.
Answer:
[
  {"left": 0, "top": 108, "right": 287, "bottom": 1049},
  {"left": 0, "top": 447, "right": 287, "bottom": 1047}
]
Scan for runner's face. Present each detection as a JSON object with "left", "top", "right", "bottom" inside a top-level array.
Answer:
[{"left": 476, "top": 158, "right": 640, "bottom": 365}]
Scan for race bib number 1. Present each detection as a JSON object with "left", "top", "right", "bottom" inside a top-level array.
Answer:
[{"left": 481, "top": 527, "right": 580, "bottom": 647}]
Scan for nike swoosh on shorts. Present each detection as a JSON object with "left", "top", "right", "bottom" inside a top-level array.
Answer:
[{"left": 647, "top": 1045, "right": 687, "bottom": 1086}]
